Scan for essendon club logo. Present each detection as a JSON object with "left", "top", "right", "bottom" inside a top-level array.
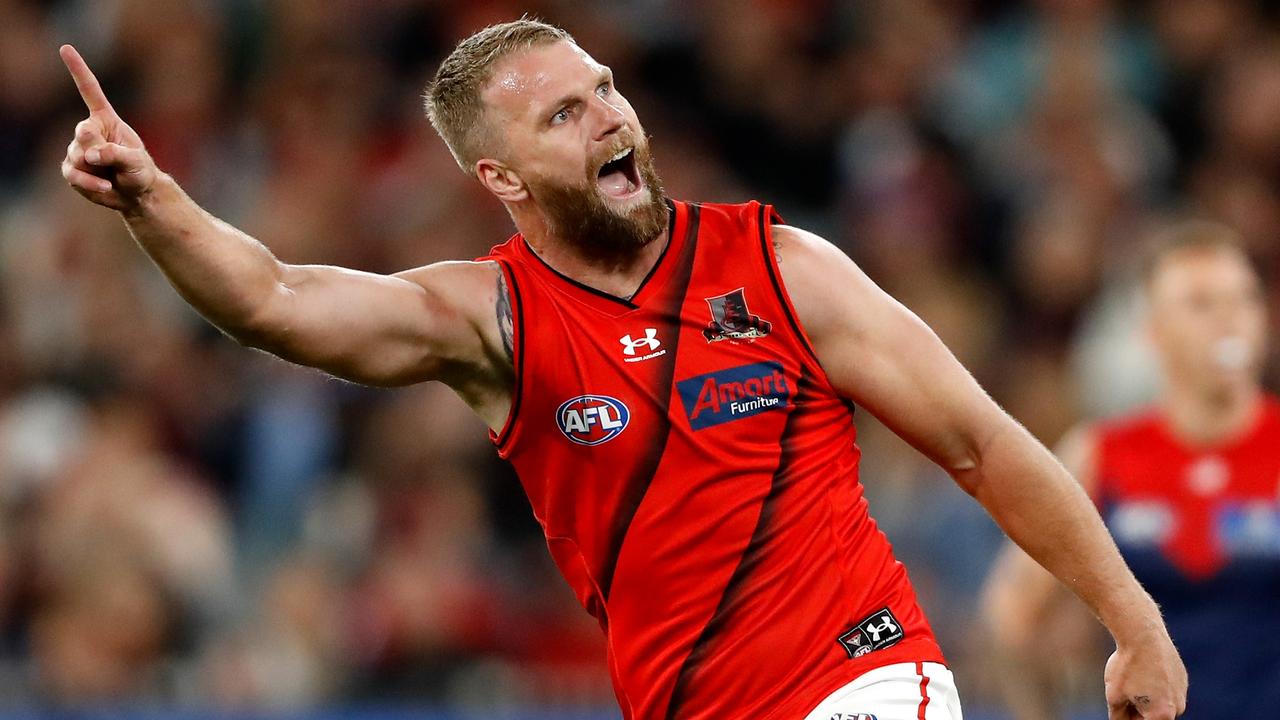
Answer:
[
  {"left": 703, "top": 288, "right": 772, "bottom": 343},
  {"left": 556, "top": 395, "right": 630, "bottom": 446},
  {"left": 676, "top": 362, "right": 790, "bottom": 430}
]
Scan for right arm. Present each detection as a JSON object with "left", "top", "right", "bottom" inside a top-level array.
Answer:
[
  {"left": 982, "top": 424, "right": 1105, "bottom": 720},
  {"left": 58, "top": 45, "right": 507, "bottom": 396}
]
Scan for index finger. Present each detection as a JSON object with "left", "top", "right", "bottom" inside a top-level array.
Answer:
[{"left": 59, "top": 44, "right": 114, "bottom": 114}]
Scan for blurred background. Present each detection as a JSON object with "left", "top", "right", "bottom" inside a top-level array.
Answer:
[{"left": 1, "top": 0, "right": 1278, "bottom": 717}]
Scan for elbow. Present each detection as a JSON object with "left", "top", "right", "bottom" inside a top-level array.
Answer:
[
  {"left": 944, "top": 419, "right": 1021, "bottom": 499},
  {"left": 943, "top": 441, "right": 985, "bottom": 498},
  {"left": 229, "top": 285, "right": 292, "bottom": 351}
]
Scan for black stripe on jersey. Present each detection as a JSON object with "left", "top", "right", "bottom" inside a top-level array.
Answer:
[
  {"left": 757, "top": 203, "right": 822, "bottom": 366},
  {"left": 664, "top": 371, "right": 811, "bottom": 719},
  {"left": 520, "top": 199, "right": 679, "bottom": 310},
  {"left": 493, "top": 259, "right": 526, "bottom": 453},
  {"left": 599, "top": 203, "right": 702, "bottom": 600}
]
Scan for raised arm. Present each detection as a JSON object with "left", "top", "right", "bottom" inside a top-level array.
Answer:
[
  {"left": 772, "top": 224, "right": 1185, "bottom": 720},
  {"left": 57, "top": 45, "right": 509, "bottom": 413}
]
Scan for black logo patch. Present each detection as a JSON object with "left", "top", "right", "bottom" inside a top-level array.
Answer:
[{"left": 837, "top": 607, "right": 904, "bottom": 659}]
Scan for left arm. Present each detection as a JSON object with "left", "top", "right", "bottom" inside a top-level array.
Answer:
[{"left": 772, "top": 224, "right": 1185, "bottom": 720}]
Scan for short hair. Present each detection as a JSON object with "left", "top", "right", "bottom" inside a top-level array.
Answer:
[
  {"left": 424, "top": 18, "right": 574, "bottom": 175},
  {"left": 1142, "top": 219, "right": 1253, "bottom": 287}
]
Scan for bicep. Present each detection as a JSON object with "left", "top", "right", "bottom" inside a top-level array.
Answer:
[
  {"left": 248, "top": 260, "right": 492, "bottom": 386},
  {"left": 776, "top": 225, "right": 1008, "bottom": 476}
]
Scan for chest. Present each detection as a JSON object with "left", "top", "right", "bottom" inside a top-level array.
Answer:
[
  {"left": 1101, "top": 442, "right": 1280, "bottom": 579},
  {"left": 526, "top": 284, "right": 802, "bottom": 448}
]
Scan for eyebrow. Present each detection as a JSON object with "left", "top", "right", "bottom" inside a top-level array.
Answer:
[{"left": 541, "top": 68, "right": 614, "bottom": 119}]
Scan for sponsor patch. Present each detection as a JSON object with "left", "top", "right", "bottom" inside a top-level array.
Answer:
[
  {"left": 556, "top": 395, "right": 630, "bottom": 446},
  {"left": 829, "top": 715, "right": 878, "bottom": 720},
  {"left": 676, "top": 362, "right": 790, "bottom": 430},
  {"left": 837, "top": 607, "right": 904, "bottom": 659}
]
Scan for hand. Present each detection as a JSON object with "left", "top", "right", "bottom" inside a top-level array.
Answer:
[
  {"left": 1104, "top": 636, "right": 1188, "bottom": 719},
  {"left": 58, "top": 44, "right": 158, "bottom": 212}
]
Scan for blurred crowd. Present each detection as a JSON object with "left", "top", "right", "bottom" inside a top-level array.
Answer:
[{"left": 1, "top": 0, "right": 1278, "bottom": 714}]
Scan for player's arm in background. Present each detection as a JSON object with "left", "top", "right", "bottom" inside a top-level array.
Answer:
[
  {"left": 57, "top": 46, "right": 509, "bottom": 415},
  {"left": 772, "top": 224, "right": 1186, "bottom": 720},
  {"left": 981, "top": 425, "right": 1107, "bottom": 720}
]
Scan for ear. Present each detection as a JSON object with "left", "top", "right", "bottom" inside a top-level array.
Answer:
[{"left": 476, "top": 159, "right": 529, "bottom": 202}]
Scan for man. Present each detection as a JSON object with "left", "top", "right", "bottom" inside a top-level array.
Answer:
[
  {"left": 985, "top": 223, "right": 1275, "bottom": 720},
  {"left": 57, "top": 19, "right": 1185, "bottom": 720}
]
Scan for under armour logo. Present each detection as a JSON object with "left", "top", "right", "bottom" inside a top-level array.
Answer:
[
  {"left": 864, "top": 615, "right": 898, "bottom": 642},
  {"left": 838, "top": 607, "right": 904, "bottom": 659},
  {"left": 620, "top": 328, "right": 661, "bottom": 356}
]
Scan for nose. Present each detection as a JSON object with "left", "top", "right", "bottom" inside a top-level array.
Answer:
[{"left": 590, "top": 93, "right": 626, "bottom": 141}]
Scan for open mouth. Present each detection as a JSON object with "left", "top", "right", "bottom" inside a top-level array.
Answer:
[{"left": 596, "top": 146, "right": 643, "bottom": 199}]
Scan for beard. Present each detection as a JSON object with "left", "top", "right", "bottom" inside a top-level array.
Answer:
[{"left": 527, "top": 139, "right": 669, "bottom": 265}]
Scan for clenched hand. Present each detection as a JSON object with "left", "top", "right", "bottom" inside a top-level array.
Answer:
[
  {"left": 58, "top": 44, "right": 157, "bottom": 212},
  {"left": 1105, "top": 637, "right": 1188, "bottom": 720}
]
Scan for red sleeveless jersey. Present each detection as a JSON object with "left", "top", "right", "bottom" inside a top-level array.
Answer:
[
  {"left": 1091, "top": 395, "right": 1280, "bottom": 719},
  {"left": 479, "top": 200, "right": 944, "bottom": 720},
  {"left": 1094, "top": 395, "right": 1280, "bottom": 580}
]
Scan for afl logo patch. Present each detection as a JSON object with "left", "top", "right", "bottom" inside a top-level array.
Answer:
[{"left": 556, "top": 395, "right": 630, "bottom": 446}]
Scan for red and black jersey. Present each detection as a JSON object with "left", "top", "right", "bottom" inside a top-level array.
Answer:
[
  {"left": 479, "top": 200, "right": 944, "bottom": 720},
  {"left": 1093, "top": 396, "right": 1280, "bottom": 719}
]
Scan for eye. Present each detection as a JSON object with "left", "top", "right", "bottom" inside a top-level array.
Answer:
[
  {"left": 596, "top": 81, "right": 611, "bottom": 97},
  {"left": 551, "top": 107, "right": 570, "bottom": 125}
]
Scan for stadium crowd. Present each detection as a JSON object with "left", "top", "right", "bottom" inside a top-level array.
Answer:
[{"left": 1, "top": 0, "right": 1278, "bottom": 713}]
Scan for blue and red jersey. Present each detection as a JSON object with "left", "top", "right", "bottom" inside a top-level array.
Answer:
[
  {"left": 1094, "top": 396, "right": 1280, "bottom": 718},
  {"left": 479, "top": 200, "right": 943, "bottom": 719}
]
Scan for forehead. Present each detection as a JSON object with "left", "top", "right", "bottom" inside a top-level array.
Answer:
[
  {"left": 482, "top": 40, "right": 605, "bottom": 119},
  {"left": 1150, "top": 247, "right": 1258, "bottom": 300}
]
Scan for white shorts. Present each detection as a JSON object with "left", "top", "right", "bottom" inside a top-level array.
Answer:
[{"left": 802, "top": 662, "right": 963, "bottom": 720}]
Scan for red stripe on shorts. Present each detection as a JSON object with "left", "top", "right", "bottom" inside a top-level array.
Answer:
[{"left": 916, "top": 661, "right": 931, "bottom": 720}]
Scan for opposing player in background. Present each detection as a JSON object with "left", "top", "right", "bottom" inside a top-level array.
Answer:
[
  {"left": 58, "top": 19, "right": 1184, "bottom": 720},
  {"left": 985, "top": 223, "right": 1274, "bottom": 720}
]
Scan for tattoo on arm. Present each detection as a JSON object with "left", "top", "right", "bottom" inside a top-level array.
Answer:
[
  {"left": 773, "top": 237, "right": 783, "bottom": 266},
  {"left": 496, "top": 269, "right": 514, "bottom": 362}
]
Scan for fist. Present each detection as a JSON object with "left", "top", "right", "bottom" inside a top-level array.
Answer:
[{"left": 1104, "top": 640, "right": 1188, "bottom": 720}]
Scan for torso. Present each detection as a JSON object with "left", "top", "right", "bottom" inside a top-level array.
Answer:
[
  {"left": 479, "top": 199, "right": 943, "bottom": 720},
  {"left": 1093, "top": 396, "right": 1280, "bottom": 717}
]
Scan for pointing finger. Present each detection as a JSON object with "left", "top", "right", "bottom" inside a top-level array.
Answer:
[{"left": 59, "top": 44, "right": 114, "bottom": 115}]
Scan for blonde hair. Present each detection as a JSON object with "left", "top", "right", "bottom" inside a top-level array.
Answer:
[
  {"left": 1144, "top": 220, "right": 1252, "bottom": 287},
  {"left": 424, "top": 18, "right": 574, "bottom": 175}
]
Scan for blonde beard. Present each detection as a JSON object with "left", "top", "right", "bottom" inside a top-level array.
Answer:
[{"left": 528, "top": 150, "right": 668, "bottom": 264}]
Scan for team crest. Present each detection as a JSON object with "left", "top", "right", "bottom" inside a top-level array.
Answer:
[{"left": 703, "top": 288, "right": 772, "bottom": 343}]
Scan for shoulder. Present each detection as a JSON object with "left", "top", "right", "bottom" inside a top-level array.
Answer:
[
  {"left": 1091, "top": 407, "right": 1164, "bottom": 448},
  {"left": 1058, "top": 409, "right": 1166, "bottom": 496},
  {"left": 1259, "top": 393, "right": 1280, "bottom": 428},
  {"left": 388, "top": 260, "right": 511, "bottom": 370},
  {"left": 771, "top": 223, "right": 839, "bottom": 262},
  {"left": 392, "top": 260, "right": 504, "bottom": 304},
  {"left": 769, "top": 224, "right": 902, "bottom": 341},
  {"left": 1055, "top": 422, "right": 1102, "bottom": 495}
]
